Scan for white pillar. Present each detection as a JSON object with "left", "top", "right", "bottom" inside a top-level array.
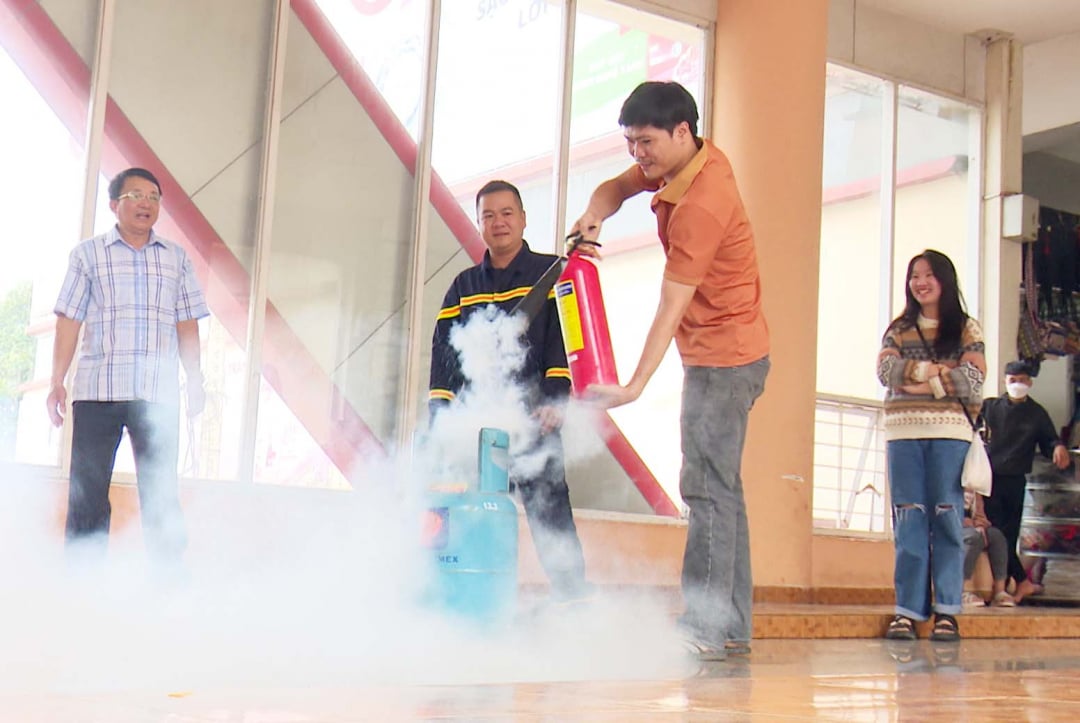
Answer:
[{"left": 980, "top": 35, "right": 1024, "bottom": 393}]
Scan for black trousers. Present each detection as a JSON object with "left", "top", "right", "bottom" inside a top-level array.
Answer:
[
  {"left": 67, "top": 401, "right": 185, "bottom": 564},
  {"left": 510, "top": 434, "right": 587, "bottom": 598},
  {"left": 983, "top": 473, "right": 1029, "bottom": 584}
]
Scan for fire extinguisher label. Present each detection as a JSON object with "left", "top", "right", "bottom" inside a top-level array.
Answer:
[{"left": 556, "top": 280, "right": 584, "bottom": 353}]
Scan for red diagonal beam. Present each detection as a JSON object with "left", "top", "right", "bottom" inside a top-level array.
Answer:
[{"left": 291, "top": 0, "right": 677, "bottom": 516}]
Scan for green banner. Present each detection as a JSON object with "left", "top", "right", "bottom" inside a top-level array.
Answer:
[{"left": 572, "top": 29, "right": 648, "bottom": 117}]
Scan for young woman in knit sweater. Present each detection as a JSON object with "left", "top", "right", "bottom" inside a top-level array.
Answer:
[{"left": 877, "top": 250, "right": 986, "bottom": 642}]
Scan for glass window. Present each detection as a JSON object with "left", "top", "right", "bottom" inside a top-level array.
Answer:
[
  {"left": 247, "top": 3, "right": 427, "bottom": 489},
  {"left": 569, "top": 0, "right": 707, "bottom": 256},
  {"left": 408, "top": 0, "right": 567, "bottom": 442},
  {"left": 433, "top": 0, "right": 563, "bottom": 251},
  {"left": 817, "top": 66, "right": 886, "bottom": 401},
  {"left": 564, "top": 0, "right": 708, "bottom": 509},
  {"left": 813, "top": 65, "right": 983, "bottom": 535},
  {"left": 105, "top": 0, "right": 275, "bottom": 482},
  {"left": 0, "top": 26, "right": 95, "bottom": 467},
  {"left": 313, "top": 0, "right": 427, "bottom": 140},
  {"left": 893, "top": 85, "right": 980, "bottom": 315},
  {"left": 3, "top": 0, "right": 716, "bottom": 506}
]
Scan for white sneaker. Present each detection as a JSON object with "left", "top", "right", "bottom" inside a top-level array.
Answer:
[{"left": 961, "top": 591, "right": 985, "bottom": 608}]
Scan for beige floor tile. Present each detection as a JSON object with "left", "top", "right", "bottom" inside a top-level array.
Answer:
[{"left": 6, "top": 639, "right": 1080, "bottom": 720}]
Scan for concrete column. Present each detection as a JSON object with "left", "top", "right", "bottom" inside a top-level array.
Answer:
[
  {"left": 712, "top": 0, "right": 829, "bottom": 591},
  {"left": 981, "top": 36, "right": 1024, "bottom": 394}
]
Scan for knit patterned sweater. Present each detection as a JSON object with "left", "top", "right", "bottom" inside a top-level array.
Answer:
[{"left": 877, "top": 316, "right": 985, "bottom": 442}]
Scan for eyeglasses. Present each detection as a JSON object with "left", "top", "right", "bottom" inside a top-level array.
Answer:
[{"left": 117, "top": 191, "right": 161, "bottom": 204}]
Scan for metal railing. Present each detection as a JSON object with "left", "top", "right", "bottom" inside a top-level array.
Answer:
[{"left": 813, "top": 394, "right": 891, "bottom": 537}]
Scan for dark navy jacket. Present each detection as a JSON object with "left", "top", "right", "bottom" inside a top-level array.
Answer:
[{"left": 429, "top": 241, "right": 570, "bottom": 416}]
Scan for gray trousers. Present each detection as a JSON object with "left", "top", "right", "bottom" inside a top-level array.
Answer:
[
  {"left": 678, "top": 357, "right": 769, "bottom": 646},
  {"left": 962, "top": 525, "right": 1008, "bottom": 581}
]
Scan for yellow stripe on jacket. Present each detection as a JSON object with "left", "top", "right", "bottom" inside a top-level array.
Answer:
[
  {"left": 436, "top": 285, "right": 557, "bottom": 321},
  {"left": 436, "top": 305, "right": 460, "bottom": 321}
]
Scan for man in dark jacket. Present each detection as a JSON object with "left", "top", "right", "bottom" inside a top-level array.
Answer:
[
  {"left": 981, "top": 360, "right": 1069, "bottom": 602},
  {"left": 429, "top": 180, "right": 588, "bottom": 601}
]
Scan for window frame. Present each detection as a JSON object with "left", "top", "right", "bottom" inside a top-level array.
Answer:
[{"left": 813, "top": 61, "right": 985, "bottom": 538}]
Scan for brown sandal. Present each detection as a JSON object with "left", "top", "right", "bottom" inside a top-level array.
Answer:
[
  {"left": 930, "top": 613, "right": 960, "bottom": 642},
  {"left": 885, "top": 615, "right": 917, "bottom": 640}
]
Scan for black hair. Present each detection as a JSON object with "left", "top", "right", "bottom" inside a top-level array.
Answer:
[
  {"left": 1004, "top": 360, "right": 1036, "bottom": 378},
  {"left": 618, "top": 81, "right": 699, "bottom": 137},
  {"left": 475, "top": 180, "right": 523, "bottom": 213},
  {"left": 108, "top": 167, "right": 161, "bottom": 200},
  {"left": 886, "top": 249, "right": 969, "bottom": 358}
]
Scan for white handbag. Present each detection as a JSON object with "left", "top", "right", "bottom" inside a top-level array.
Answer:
[
  {"left": 912, "top": 326, "right": 992, "bottom": 495},
  {"left": 961, "top": 429, "right": 993, "bottom": 496}
]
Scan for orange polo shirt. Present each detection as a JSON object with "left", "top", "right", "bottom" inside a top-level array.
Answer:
[{"left": 631, "top": 139, "right": 769, "bottom": 367}]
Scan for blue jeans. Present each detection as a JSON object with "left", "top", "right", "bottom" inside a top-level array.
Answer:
[
  {"left": 886, "top": 438, "right": 967, "bottom": 620},
  {"left": 678, "top": 357, "right": 769, "bottom": 646}
]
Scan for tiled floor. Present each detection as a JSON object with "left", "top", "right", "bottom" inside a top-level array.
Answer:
[
  {"left": 6, "top": 568, "right": 1079, "bottom": 721},
  {"left": 3, "top": 639, "right": 1079, "bottom": 721}
]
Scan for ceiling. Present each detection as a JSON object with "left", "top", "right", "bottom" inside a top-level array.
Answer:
[
  {"left": 862, "top": 0, "right": 1080, "bottom": 164},
  {"left": 1025, "top": 123, "right": 1080, "bottom": 165},
  {"left": 859, "top": 0, "right": 1080, "bottom": 45}
]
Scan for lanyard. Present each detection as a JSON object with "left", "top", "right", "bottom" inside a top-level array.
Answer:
[{"left": 913, "top": 324, "right": 981, "bottom": 434}]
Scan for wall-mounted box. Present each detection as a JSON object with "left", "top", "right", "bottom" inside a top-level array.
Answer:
[{"left": 1003, "top": 194, "right": 1040, "bottom": 242}]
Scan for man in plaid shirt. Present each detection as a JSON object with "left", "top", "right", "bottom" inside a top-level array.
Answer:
[{"left": 47, "top": 167, "right": 209, "bottom": 568}]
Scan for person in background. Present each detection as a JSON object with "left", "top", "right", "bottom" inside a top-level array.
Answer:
[
  {"left": 878, "top": 249, "right": 985, "bottom": 642},
  {"left": 428, "top": 179, "right": 589, "bottom": 603},
  {"left": 980, "top": 360, "right": 1070, "bottom": 603},
  {"left": 961, "top": 489, "right": 1013, "bottom": 607},
  {"left": 47, "top": 167, "right": 208, "bottom": 571}
]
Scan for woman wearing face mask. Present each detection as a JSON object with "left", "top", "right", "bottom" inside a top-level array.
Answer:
[
  {"left": 877, "top": 250, "right": 986, "bottom": 642},
  {"left": 980, "top": 360, "right": 1070, "bottom": 603}
]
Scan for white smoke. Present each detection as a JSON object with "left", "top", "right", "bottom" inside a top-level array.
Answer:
[
  {"left": 0, "top": 475, "right": 692, "bottom": 697},
  {"left": 425, "top": 306, "right": 560, "bottom": 484},
  {"left": 0, "top": 306, "right": 692, "bottom": 703}
]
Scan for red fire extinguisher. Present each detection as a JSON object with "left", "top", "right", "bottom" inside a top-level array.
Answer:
[{"left": 556, "top": 236, "right": 618, "bottom": 396}]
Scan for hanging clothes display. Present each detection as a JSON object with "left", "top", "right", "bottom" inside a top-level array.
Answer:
[{"left": 1023, "top": 207, "right": 1080, "bottom": 363}]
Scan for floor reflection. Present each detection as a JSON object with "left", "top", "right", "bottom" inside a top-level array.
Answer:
[{"left": 4, "top": 639, "right": 1080, "bottom": 721}]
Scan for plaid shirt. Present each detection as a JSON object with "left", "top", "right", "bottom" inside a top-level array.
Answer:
[{"left": 55, "top": 226, "right": 209, "bottom": 404}]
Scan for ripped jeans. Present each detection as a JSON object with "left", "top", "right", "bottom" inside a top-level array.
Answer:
[{"left": 886, "top": 438, "right": 968, "bottom": 620}]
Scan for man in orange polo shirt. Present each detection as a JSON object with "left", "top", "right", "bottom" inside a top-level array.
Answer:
[{"left": 571, "top": 81, "right": 769, "bottom": 660}]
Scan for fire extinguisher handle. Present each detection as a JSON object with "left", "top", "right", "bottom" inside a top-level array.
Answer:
[{"left": 565, "top": 232, "right": 602, "bottom": 257}]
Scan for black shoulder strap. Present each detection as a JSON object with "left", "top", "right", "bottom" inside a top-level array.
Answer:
[
  {"left": 914, "top": 323, "right": 980, "bottom": 432},
  {"left": 913, "top": 324, "right": 936, "bottom": 362}
]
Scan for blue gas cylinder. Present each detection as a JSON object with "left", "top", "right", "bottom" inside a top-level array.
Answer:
[{"left": 422, "top": 427, "right": 519, "bottom": 622}]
